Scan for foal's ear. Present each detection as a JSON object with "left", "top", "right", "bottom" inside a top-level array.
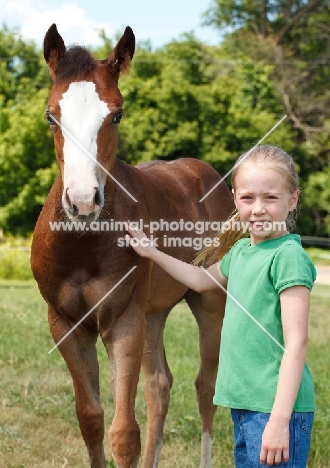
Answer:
[
  {"left": 43, "top": 24, "right": 66, "bottom": 80},
  {"left": 106, "top": 26, "right": 135, "bottom": 83}
]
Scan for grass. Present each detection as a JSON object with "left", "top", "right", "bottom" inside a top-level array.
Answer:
[
  {"left": 0, "top": 280, "right": 329, "bottom": 467},
  {"left": 0, "top": 240, "right": 329, "bottom": 280}
]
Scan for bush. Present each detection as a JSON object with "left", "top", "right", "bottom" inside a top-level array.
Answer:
[{"left": 0, "top": 236, "right": 33, "bottom": 280}]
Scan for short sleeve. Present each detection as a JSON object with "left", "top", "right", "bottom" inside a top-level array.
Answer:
[
  {"left": 219, "top": 243, "right": 236, "bottom": 279},
  {"left": 270, "top": 243, "right": 316, "bottom": 294}
]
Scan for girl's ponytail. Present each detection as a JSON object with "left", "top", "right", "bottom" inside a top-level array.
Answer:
[{"left": 193, "top": 210, "right": 248, "bottom": 266}]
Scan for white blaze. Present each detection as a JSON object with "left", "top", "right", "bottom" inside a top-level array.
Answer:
[{"left": 59, "top": 81, "right": 110, "bottom": 203}]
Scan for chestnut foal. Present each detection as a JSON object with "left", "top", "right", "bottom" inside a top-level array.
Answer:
[{"left": 31, "top": 24, "right": 234, "bottom": 468}]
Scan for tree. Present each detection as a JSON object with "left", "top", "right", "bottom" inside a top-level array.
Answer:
[
  {"left": 202, "top": 0, "right": 326, "bottom": 44},
  {"left": 0, "top": 21, "right": 328, "bottom": 236},
  {"left": 0, "top": 25, "right": 50, "bottom": 105},
  {"left": 302, "top": 162, "right": 330, "bottom": 235},
  {"left": 119, "top": 34, "right": 296, "bottom": 175},
  {"left": 0, "top": 85, "right": 57, "bottom": 234},
  {"left": 0, "top": 26, "right": 55, "bottom": 235},
  {"left": 203, "top": 0, "right": 330, "bottom": 234}
]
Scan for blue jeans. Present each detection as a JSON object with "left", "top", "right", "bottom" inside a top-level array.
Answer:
[{"left": 231, "top": 409, "right": 314, "bottom": 468}]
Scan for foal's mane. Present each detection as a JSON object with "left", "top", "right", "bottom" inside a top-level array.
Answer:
[{"left": 56, "top": 46, "right": 97, "bottom": 81}]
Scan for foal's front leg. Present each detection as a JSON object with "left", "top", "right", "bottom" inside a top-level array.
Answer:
[
  {"left": 48, "top": 305, "right": 106, "bottom": 468},
  {"left": 100, "top": 303, "right": 146, "bottom": 468}
]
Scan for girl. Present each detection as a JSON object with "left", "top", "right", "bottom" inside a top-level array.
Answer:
[{"left": 125, "top": 145, "right": 316, "bottom": 467}]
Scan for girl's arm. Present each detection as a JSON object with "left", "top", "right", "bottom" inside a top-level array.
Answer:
[
  {"left": 125, "top": 223, "right": 227, "bottom": 293},
  {"left": 260, "top": 285, "right": 311, "bottom": 466}
]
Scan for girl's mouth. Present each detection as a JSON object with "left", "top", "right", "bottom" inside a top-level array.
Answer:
[{"left": 250, "top": 221, "right": 270, "bottom": 231}]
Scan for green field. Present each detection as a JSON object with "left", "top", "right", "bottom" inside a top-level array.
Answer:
[{"left": 0, "top": 280, "right": 329, "bottom": 467}]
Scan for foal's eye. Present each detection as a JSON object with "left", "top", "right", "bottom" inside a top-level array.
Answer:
[
  {"left": 45, "top": 111, "right": 56, "bottom": 126},
  {"left": 112, "top": 111, "right": 124, "bottom": 125}
]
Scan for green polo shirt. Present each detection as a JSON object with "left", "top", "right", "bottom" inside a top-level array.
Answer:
[{"left": 214, "top": 234, "right": 316, "bottom": 412}]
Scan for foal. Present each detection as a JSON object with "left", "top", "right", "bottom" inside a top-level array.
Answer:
[{"left": 31, "top": 23, "right": 234, "bottom": 468}]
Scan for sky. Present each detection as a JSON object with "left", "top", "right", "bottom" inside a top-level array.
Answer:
[{"left": 0, "top": 0, "right": 222, "bottom": 49}]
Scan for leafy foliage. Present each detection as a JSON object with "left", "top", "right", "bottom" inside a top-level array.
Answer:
[
  {"left": 0, "top": 4, "right": 329, "bottom": 235},
  {"left": 203, "top": 0, "right": 330, "bottom": 235},
  {"left": 119, "top": 37, "right": 295, "bottom": 176}
]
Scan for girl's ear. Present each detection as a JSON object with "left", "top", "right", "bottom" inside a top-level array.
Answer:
[{"left": 289, "top": 189, "right": 299, "bottom": 211}]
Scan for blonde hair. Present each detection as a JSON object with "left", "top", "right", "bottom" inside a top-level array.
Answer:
[{"left": 193, "top": 145, "right": 300, "bottom": 266}]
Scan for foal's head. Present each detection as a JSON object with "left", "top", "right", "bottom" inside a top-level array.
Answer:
[{"left": 44, "top": 24, "right": 135, "bottom": 223}]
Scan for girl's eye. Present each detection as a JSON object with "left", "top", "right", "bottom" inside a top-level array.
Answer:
[
  {"left": 112, "top": 111, "right": 123, "bottom": 124},
  {"left": 46, "top": 111, "right": 56, "bottom": 126}
]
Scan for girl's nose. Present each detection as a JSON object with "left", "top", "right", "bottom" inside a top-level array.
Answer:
[{"left": 252, "top": 199, "right": 265, "bottom": 215}]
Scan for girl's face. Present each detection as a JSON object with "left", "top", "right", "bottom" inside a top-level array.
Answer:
[{"left": 232, "top": 164, "right": 299, "bottom": 245}]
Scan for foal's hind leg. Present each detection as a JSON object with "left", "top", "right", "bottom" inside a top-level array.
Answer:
[
  {"left": 141, "top": 308, "right": 173, "bottom": 468},
  {"left": 48, "top": 306, "right": 106, "bottom": 468},
  {"left": 184, "top": 289, "right": 226, "bottom": 468}
]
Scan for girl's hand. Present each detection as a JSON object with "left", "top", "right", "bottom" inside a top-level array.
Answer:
[
  {"left": 124, "top": 221, "right": 224, "bottom": 293},
  {"left": 125, "top": 221, "right": 157, "bottom": 258},
  {"left": 260, "top": 418, "right": 289, "bottom": 465}
]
